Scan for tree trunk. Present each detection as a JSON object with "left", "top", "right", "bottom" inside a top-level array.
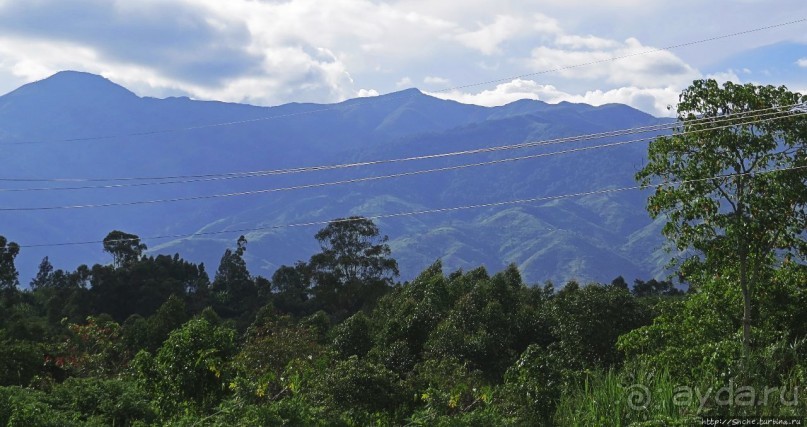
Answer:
[
  {"left": 739, "top": 251, "right": 751, "bottom": 352},
  {"left": 736, "top": 175, "right": 752, "bottom": 353}
]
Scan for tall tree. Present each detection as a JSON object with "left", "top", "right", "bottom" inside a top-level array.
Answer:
[
  {"left": 271, "top": 262, "right": 312, "bottom": 316},
  {"left": 0, "top": 235, "right": 20, "bottom": 296},
  {"left": 103, "top": 231, "right": 147, "bottom": 268},
  {"left": 30, "top": 256, "right": 54, "bottom": 290},
  {"left": 309, "top": 217, "right": 398, "bottom": 316},
  {"left": 310, "top": 217, "right": 398, "bottom": 285},
  {"left": 636, "top": 80, "right": 807, "bottom": 350},
  {"left": 212, "top": 235, "right": 258, "bottom": 321},
  {"left": 213, "top": 235, "right": 249, "bottom": 288}
]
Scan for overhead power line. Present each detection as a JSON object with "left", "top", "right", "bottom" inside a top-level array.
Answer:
[
  {"left": 1, "top": 102, "right": 801, "bottom": 188},
  {"left": 1, "top": 110, "right": 802, "bottom": 211},
  {"left": 19, "top": 163, "right": 807, "bottom": 249},
  {"left": 0, "top": 19, "right": 803, "bottom": 147}
]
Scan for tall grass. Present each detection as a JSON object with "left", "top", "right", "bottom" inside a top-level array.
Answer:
[
  {"left": 554, "top": 362, "right": 806, "bottom": 426},
  {"left": 553, "top": 368, "right": 695, "bottom": 427}
]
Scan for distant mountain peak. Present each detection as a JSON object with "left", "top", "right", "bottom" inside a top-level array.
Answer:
[
  {"left": 3, "top": 70, "right": 138, "bottom": 104},
  {"left": 395, "top": 87, "right": 424, "bottom": 95}
]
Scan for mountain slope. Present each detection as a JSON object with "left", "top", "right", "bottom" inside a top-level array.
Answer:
[{"left": 0, "top": 71, "right": 671, "bottom": 285}]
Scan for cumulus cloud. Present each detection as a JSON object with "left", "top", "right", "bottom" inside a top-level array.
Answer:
[
  {"left": 357, "top": 88, "right": 379, "bottom": 97},
  {"left": 424, "top": 76, "right": 450, "bottom": 85},
  {"left": 0, "top": 0, "right": 259, "bottom": 85},
  {"left": 529, "top": 13, "right": 563, "bottom": 35},
  {"left": 396, "top": 77, "right": 414, "bottom": 88},
  {"left": 0, "top": 36, "right": 100, "bottom": 82},
  {"left": 453, "top": 15, "right": 528, "bottom": 55},
  {"left": 529, "top": 37, "right": 698, "bottom": 87},
  {"left": 0, "top": 0, "right": 472, "bottom": 104},
  {"left": 0, "top": 0, "right": 798, "bottom": 113},
  {"left": 568, "top": 86, "right": 680, "bottom": 117},
  {"left": 555, "top": 34, "right": 619, "bottom": 50},
  {"left": 427, "top": 79, "right": 564, "bottom": 106},
  {"left": 705, "top": 69, "right": 743, "bottom": 84},
  {"left": 429, "top": 78, "right": 680, "bottom": 117}
]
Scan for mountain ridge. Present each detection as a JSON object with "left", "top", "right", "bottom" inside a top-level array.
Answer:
[{"left": 0, "top": 71, "right": 670, "bottom": 285}]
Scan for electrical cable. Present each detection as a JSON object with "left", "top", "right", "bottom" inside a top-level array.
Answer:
[
  {"left": 1, "top": 102, "right": 801, "bottom": 188},
  {"left": 19, "top": 162, "right": 807, "bottom": 249},
  {"left": 1, "top": 110, "right": 801, "bottom": 211}
]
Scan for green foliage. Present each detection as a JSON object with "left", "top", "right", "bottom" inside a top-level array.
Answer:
[
  {"left": 370, "top": 260, "right": 451, "bottom": 373},
  {"left": 0, "top": 337, "right": 43, "bottom": 386},
  {"left": 631, "top": 278, "right": 683, "bottom": 297},
  {"left": 554, "top": 368, "right": 696, "bottom": 426},
  {"left": 89, "top": 253, "right": 209, "bottom": 322},
  {"left": 315, "top": 355, "right": 403, "bottom": 414},
  {"left": 121, "top": 314, "right": 150, "bottom": 355},
  {"left": 0, "top": 235, "right": 20, "bottom": 298},
  {"left": 499, "top": 344, "right": 565, "bottom": 424},
  {"left": 103, "top": 230, "right": 147, "bottom": 269},
  {"left": 271, "top": 262, "right": 312, "bottom": 317},
  {"left": 29, "top": 257, "right": 54, "bottom": 291},
  {"left": 2, "top": 195, "right": 805, "bottom": 426},
  {"left": 134, "top": 317, "right": 237, "bottom": 416},
  {"left": 331, "top": 311, "right": 373, "bottom": 359},
  {"left": 60, "top": 315, "right": 127, "bottom": 378},
  {"left": 233, "top": 313, "right": 323, "bottom": 402},
  {"left": 636, "top": 80, "right": 807, "bottom": 347},
  {"left": 212, "top": 236, "right": 261, "bottom": 325},
  {"left": 299, "top": 310, "right": 330, "bottom": 343},
  {"left": 407, "top": 357, "right": 493, "bottom": 419},
  {"left": 0, "top": 386, "right": 73, "bottom": 427},
  {"left": 618, "top": 278, "right": 743, "bottom": 383},
  {"left": 120, "top": 294, "right": 189, "bottom": 355},
  {"left": 145, "top": 294, "right": 189, "bottom": 351},
  {"left": 614, "top": 268, "right": 807, "bottom": 419},
  {"left": 187, "top": 395, "right": 329, "bottom": 426},
  {"left": 309, "top": 216, "right": 399, "bottom": 318},
  {"left": 423, "top": 266, "right": 536, "bottom": 380},
  {"left": 47, "top": 377, "right": 157, "bottom": 425},
  {"left": 549, "top": 282, "right": 650, "bottom": 371}
]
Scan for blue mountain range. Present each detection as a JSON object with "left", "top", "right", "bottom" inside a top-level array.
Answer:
[{"left": 0, "top": 71, "right": 674, "bottom": 285}]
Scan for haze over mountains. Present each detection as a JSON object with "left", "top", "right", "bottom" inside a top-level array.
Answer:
[{"left": 0, "top": 71, "right": 674, "bottom": 285}]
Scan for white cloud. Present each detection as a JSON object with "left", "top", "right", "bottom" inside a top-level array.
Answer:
[
  {"left": 529, "top": 13, "right": 563, "bottom": 35},
  {"left": 454, "top": 15, "right": 527, "bottom": 55},
  {"left": 528, "top": 37, "right": 699, "bottom": 88},
  {"left": 424, "top": 76, "right": 450, "bottom": 85},
  {"left": 429, "top": 78, "right": 680, "bottom": 117},
  {"left": 0, "top": 0, "right": 801, "bottom": 109},
  {"left": 428, "top": 79, "right": 564, "bottom": 106},
  {"left": 555, "top": 34, "right": 619, "bottom": 50},
  {"left": 569, "top": 86, "right": 681, "bottom": 117},
  {"left": 705, "top": 69, "right": 742, "bottom": 84},
  {"left": 396, "top": 77, "right": 413, "bottom": 88},
  {"left": 0, "top": 37, "right": 101, "bottom": 82},
  {"left": 357, "top": 88, "right": 379, "bottom": 97}
]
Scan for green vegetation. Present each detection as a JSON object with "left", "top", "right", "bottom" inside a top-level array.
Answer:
[{"left": 0, "top": 80, "right": 805, "bottom": 425}]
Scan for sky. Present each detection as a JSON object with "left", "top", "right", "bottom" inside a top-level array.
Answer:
[{"left": 0, "top": 0, "right": 804, "bottom": 117}]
